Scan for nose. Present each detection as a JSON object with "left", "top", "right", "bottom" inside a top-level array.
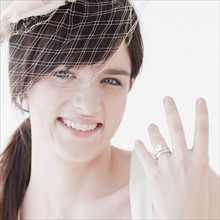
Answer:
[{"left": 71, "top": 83, "right": 102, "bottom": 115}]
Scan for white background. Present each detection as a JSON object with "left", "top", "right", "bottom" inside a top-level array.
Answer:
[{"left": 1, "top": 1, "right": 219, "bottom": 174}]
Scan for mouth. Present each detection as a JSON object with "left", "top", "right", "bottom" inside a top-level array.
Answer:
[{"left": 58, "top": 117, "right": 103, "bottom": 134}]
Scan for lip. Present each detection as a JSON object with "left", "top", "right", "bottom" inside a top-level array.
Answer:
[{"left": 57, "top": 117, "right": 103, "bottom": 138}]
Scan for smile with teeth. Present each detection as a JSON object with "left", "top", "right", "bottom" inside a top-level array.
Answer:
[{"left": 61, "top": 118, "right": 98, "bottom": 132}]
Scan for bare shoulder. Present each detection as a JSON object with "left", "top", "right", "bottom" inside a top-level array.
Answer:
[{"left": 208, "top": 167, "right": 220, "bottom": 220}]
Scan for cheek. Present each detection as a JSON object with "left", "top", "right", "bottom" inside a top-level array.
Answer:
[
  {"left": 105, "top": 92, "right": 128, "bottom": 119},
  {"left": 28, "top": 86, "right": 66, "bottom": 133},
  {"left": 28, "top": 84, "right": 67, "bottom": 111}
]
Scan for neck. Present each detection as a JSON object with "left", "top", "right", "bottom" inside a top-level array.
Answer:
[{"left": 21, "top": 142, "right": 114, "bottom": 217}]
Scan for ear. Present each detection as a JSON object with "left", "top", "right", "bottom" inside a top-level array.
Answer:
[
  {"left": 129, "top": 79, "right": 135, "bottom": 92},
  {"left": 22, "top": 93, "right": 29, "bottom": 102},
  {"left": 15, "top": 94, "right": 30, "bottom": 113},
  {"left": 21, "top": 91, "right": 30, "bottom": 107}
]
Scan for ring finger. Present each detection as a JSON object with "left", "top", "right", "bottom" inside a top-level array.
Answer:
[{"left": 148, "top": 123, "right": 172, "bottom": 165}]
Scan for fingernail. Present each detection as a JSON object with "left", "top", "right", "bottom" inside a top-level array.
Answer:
[
  {"left": 164, "top": 96, "right": 174, "bottom": 105},
  {"left": 135, "top": 139, "right": 142, "bottom": 146},
  {"left": 135, "top": 140, "right": 145, "bottom": 151},
  {"left": 148, "top": 123, "right": 157, "bottom": 131},
  {"left": 197, "top": 98, "right": 206, "bottom": 105}
]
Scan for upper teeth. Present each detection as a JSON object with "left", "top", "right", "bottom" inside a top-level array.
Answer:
[{"left": 62, "top": 118, "right": 98, "bottom": 131}]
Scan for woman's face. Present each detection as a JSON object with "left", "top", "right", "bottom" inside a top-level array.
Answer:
[{"left": 27, "top": 47, "right": 132, "bottom": 162}]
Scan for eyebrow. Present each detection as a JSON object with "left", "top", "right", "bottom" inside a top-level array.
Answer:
[{"left": 103, "top": 69, "right": 131, "bottom": 77}]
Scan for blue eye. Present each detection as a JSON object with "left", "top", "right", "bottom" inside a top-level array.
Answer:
[
  {"left": 103, "top": 78, "right": 121, "bottom": 86},
  {"left": 53, "top": 70, "right": 72, "bottom": 79}
]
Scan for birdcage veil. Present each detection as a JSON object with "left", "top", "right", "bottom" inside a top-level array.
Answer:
[{"left": 1, "top": 0, "right": 142, "bottom": 112}]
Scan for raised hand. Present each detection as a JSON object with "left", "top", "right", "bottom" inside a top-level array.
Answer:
[{"left": 135, "top": 96, "right": 209, "bottom": 219}]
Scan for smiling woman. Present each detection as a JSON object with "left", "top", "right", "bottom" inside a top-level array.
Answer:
[
  {"left": 0, "top": 1, "right": 143, "bottom": 219},
  {"left": 0, "top": 0, "right": 219, "bottom": 220}
]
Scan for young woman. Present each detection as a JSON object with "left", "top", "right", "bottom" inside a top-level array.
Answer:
[{"left": 0, "top": 0, "right": 219, "bottom": 219}]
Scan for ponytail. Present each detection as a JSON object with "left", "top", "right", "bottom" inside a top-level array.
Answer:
[{"left": 0, "top": 118, "right": 31, "bottom": 220}]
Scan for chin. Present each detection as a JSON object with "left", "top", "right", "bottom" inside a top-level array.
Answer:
[{"left": 51, "top": 142, "right": 104, "bottom": 163}]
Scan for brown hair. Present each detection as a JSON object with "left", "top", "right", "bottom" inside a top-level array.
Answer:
[{"left": 0, "top": 0, "right": 143, "bottom": 219}]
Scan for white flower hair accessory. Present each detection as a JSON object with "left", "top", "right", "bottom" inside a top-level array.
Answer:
[{"left": 0, "top": 0, "right": 76, "bottom": 42}]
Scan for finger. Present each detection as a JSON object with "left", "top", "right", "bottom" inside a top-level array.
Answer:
[
  {"left": 148, "top": 123, "right": 167, "bottom": 148},
  {"left": 193, "top": 98, "right": 209, "bottom": 158},
  {"left": 163, "top": 96, "right": 188, "bottom": 157},
  {"left": 135, "top": 139, "right": 157, "bottom": 175},
  {"left": 148, "top": 123, "right": 172, "bottom": 164}
]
